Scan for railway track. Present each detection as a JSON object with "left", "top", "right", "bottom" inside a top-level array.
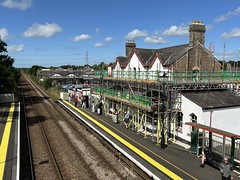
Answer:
[{"left": 20, "top": 74, "right": 145, "bottom": 180}]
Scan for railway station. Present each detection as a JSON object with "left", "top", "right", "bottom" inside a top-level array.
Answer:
[
  {"left": 56, "top": 20, "right": 240, "bottom": 179},
  {"left": 58, "top": 99, "right": 224, "bottom": 179},
  {"left": 1, "top": 19, "right": 240, "bottom": 179}
]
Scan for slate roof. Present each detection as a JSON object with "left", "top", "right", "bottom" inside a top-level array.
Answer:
[
  {"left": 158, "top": 44, "right": 189, "bottom": 66},
  {"left": 115, "top": 56, "right": 127, "bottom": 68},
  {"left": 121, "top": 44, "right": 189, "bottom": 68},
  {"left": 38, "top": 70, "right": 82, "bottom": 77},
  {"left": 37, "top": 69, "right": 92, "bottom": 78},
  {"left": 181, "top": 90, "right": 240, "bottom": 109}
]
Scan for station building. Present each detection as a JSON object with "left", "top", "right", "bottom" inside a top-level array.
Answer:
[{"left": 93, "top": 20, "right": 240, "bottom": 164}]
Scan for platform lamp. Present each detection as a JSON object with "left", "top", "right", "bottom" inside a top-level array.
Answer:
[
  {"left": 160, "top": 71, "right": 168, "bottom": 148},
  {"left": 100, "top": 72, "right": 103, "bottom": 101}
]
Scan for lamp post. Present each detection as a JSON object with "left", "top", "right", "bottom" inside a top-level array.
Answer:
[
  {"left": 100, "top": 72, "right": 103, "bottom": 101},
  {"left": 160, "top": 71, "right": 167, "bottom": 148}
]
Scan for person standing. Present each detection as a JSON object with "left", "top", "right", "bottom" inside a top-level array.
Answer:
[
  {"left": 220, "top": 156, "right": 234, "bottom": 180},
  {"left": 68, "top": 93, "right": 72, "bottom": 102},
  {"left": 92, "top": 101, "right": 95, "bottom": 112},
  {"left": 123, "top": 111, "right": 130, "bottom": 128},
  {"left": 82, "top": 97, "right": 86, "bottom": 108},
  {"left": 74, "top": 96, "right": 78, "bottom": 107}
]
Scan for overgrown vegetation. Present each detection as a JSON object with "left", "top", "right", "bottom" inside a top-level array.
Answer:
[{"left": 0, "top": 39, "right": 21, "bottom": 93}]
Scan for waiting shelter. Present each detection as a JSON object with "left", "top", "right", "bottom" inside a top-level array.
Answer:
[{"left": 185, "top": 122, "right": 240, "bottom": 172}]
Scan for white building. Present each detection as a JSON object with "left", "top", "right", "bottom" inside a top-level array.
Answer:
[{"left": 177, "top": 90, "right": 240, "bottom": 142}]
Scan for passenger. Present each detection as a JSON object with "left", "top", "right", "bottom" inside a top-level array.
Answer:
[
  {"left": 68, "top": 93, "right": 72, "bottom": 102},
  {"left": 92, "top": 101, "right": 95, "bottom": 112},
  {"left": 200, "top": 147, "right": 212, "bottom": 167},
  {"left": 82, "top": 97, "right": 86, "bottom": 108},
  {"left": 109, "top": 107, "right": 115, "bottom": 114},
  {"left": 74, "top": 96, "right": 78, "bottom": 107},
  {"left": 220, "top": 156, "right": 234, "bottom": 180},
  {"left": 123, "top": 111, "right": 130, "bottom": 128},
  {"left": 97, "top": 101, "right": 103, "bottom": 115}
]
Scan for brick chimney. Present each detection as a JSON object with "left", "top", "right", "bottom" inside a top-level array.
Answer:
[
  {"left": 189, "top": 20, "right": 206, "bottom": 47},
  {"left": 125, "top": 40, "right": 136, "bottom": 57}
]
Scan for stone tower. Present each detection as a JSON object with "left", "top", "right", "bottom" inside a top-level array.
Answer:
[
  {"left": 189, "top": 20, "right": 206, "bottom": 47},
  {"left": 125, "top": 40, "right": 136, "bottom": 57}
]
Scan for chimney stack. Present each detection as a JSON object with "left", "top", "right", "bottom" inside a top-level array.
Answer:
[
  {"left": 189, "top": 20, "right": 206, "bottom": 47},
  {"left": 125, "top": 40, "right": 136, "bottom": 57}
]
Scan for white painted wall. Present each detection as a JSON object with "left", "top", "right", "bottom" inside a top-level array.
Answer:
[
  {"left": 179, "top": 95, "right": 240, "bottom": 143},
  {"left": 179, "top": 95, "right": 204, "bottom": 142},
  {"left": 125, "top": 53, "right": 145, "bottom": 71},
  {"left": 203, "top": 107, "right": 240, "bottom": 135},
  {"left": 113, "top": 61, "right": 121, "bottom": 71},
  {"left": 149, "top": 57, "right": 163, "bottom": 72}
]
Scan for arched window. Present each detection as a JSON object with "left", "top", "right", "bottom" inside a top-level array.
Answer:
[
  {"left": 177, "top": 112, "right": 183, "bottom": 127},
  {"left": 176, "top": 112, "right": 183, "bottom": 132},
  {"left": 190, "top": 113, "right": 197, "bottom": 132}
]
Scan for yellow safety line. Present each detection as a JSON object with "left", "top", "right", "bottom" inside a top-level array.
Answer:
[
  {"left": 88, "top": 110, "right": 196, "bottom": 179},
  {"left": 0, "top": 103, "right": 15, "bottom": 180},
  {"left": 64, "top": 101, "right": 183, "bottom": 180}
]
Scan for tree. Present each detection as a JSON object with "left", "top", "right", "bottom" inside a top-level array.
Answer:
[
  {"left": 0, "top": 38, "right": 20, "bottom": 93},
  {"left": 42, "top": 78, "right": 52, "bottom": 89}
]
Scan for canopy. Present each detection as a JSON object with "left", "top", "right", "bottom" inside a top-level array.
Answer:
[{"left": 185, "top": 122, "right": 240, "bottom": 139}]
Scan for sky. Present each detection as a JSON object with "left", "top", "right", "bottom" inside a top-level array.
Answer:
[{"left": 0, "top": 0, "right": 240, "bottom": 68}]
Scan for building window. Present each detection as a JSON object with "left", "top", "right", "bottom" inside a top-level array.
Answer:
[{"left": 190, "top": 113, "right": 197, "bottom": 132}]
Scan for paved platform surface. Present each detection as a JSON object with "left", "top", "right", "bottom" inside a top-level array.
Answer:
[
  {"left": 0, "top": 102, "right": 20, "bottom": 180},
  {"left": 61, "top": 100, "right": 240, "bottom": 180}
]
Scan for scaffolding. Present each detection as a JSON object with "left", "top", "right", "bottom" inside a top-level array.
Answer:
[{"left": 93, "top": 70, "right": 240, "bottom": 146}]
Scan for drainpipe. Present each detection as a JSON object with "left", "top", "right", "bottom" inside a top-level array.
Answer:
[
  {"left": 210, "top": 108, "right": 213, "bottom": 127},
  {"left": 209, "top": 108, "right": 213, "bottom": 149}
]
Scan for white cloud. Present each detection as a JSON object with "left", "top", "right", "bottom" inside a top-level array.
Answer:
[
  {"left": 8, "top": 44, "right": 24, "bottom": 52},
  {"left": 1, "top": 0, "right": 31, "bottom": 10},
  {"left": 215, "top": 6, "right": 240, "bottom": 23},
  {"left": 144, "top": 35, "right": 166, "bottom": 44},
  {"left": 125, "top": 29, "right": 148, "bottom": 40},
  {"left": 104, "top": 36, "right": 113, "bottom": 42},
  {"left": 221, "top": 28, "right": 240, "bottom": 38},
  {"left": 205, "top": 24, "right": 213, "bottom": 31},
  {"left": 162, "top": 25, "right": 188, "bottom": 36},
  {"left": 0, "top": 28, "right": 8, "bottom": 41},
  {"left": 215, "top": 49, "right": 240, "bottom": 61},
  {"left": 94, "top": 42, "right": 104, "bottom": 47},
  {"left": 23, "top": 23, "right": 62, "bottom": 38},
  {"left": 95, "top": 28, "right": 100, "bottom": 34},
  {"left": 72, "top": 34, "right": 91, "bottom": 42}
]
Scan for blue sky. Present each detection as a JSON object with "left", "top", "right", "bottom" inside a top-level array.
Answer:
[{"left": 0, "top": 0, "right": 240, "bottom": 68}]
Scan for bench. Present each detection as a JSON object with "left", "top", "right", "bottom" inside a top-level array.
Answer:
[{"left": 206, "top": 151, "right": 223, "bottom": 169}]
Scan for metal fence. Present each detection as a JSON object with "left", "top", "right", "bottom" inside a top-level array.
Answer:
[{"left": 0, "top": 94, "right": 14, "bottom": 103}]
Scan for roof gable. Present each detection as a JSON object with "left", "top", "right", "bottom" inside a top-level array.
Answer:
[{"left": 132, "top": 44, "right": 189, "bottom": 67}]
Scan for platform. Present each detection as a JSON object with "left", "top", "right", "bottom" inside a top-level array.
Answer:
[
  {"left": 0, "top": 102, "right": 20, "bottom": 180},
  {"left": 59, "top": 100, "right": 227, "bottom": 180}
]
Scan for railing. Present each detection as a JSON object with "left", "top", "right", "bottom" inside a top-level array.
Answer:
[
  {"left": 94, "top": 71, "right": 240, "bottom": 84},
  {"left": 94, "top": 86, "right": 152, "bottom": 108}
]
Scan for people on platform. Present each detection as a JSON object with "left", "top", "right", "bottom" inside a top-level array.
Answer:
[
  {"left": 123, "top": 111, "right": 130, "bottom": 128},
  {"left": 74, "top": 96, "right": 78, "bottom": 107},
  {"left": 109, "top": 107, "right": 116, "bottom": 115},
  {"left": 200, "top": 147, "right": 212, "bottom": 167},
  {"left": 220, "top": 156, "right": 234, "bottom": 180},
  {"left": 92, "top": 101, "right": 95, "bottom": 112},
  {"left": 68, "top": 93, "right": 72, "bottom": 102},
  {"left": 97, "top": 101, "right": 103, "bottom": 115},
  {"left": 82, "top": 96, "right": 86, "bottom": 108}
]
